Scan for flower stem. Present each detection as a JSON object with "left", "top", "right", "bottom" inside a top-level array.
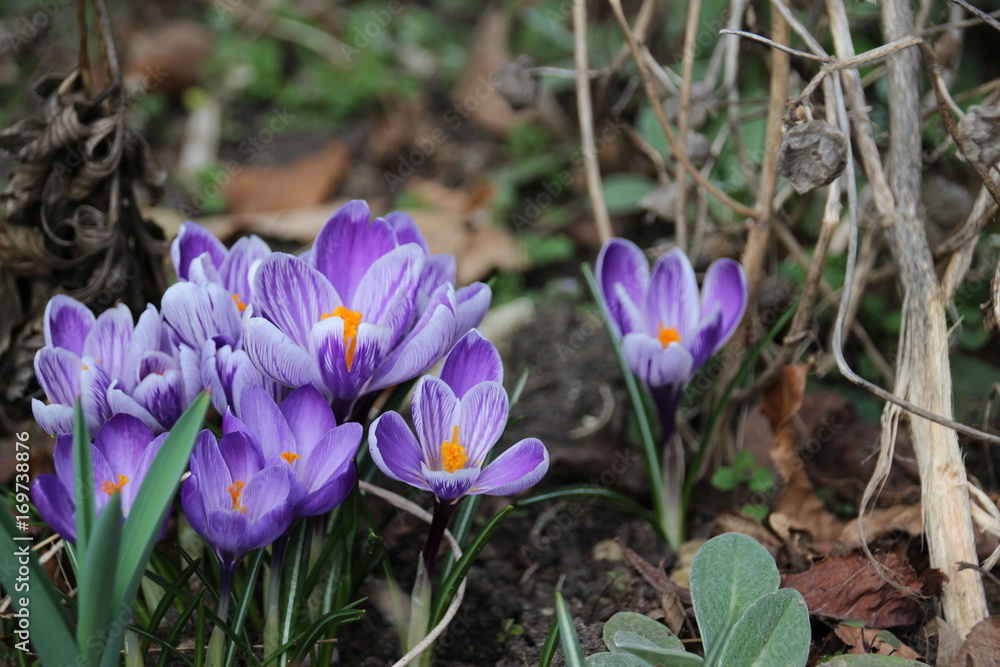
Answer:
[
  {"left": 264, "top": 535, "right": 289, "bottom": 661},
  {"left": 208, "top": 559, "right": 237, "bottom": 667},
  {"left": 422, "top": 497, "right": 458, "bottom": 580},
  {"left": 651, "top": 386, "right": 684, "bottom": 550}
]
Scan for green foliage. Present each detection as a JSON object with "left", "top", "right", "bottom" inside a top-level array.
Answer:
[
  {"left": 0, "top": 394, "right": 210, "bottom": 666},
  {"left": 581, "top": 533, "right": 810, "bottom": 666},
  {"left": 601, "top": 174, "right": 659, "bottom": 216},
  {"left": 710, "top": 450, "right": 774, "bottom": 520}
]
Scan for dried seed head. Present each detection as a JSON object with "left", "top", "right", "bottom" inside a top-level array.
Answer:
[
  {"left": 493, "top": 55, "right": 539, "bottom": 111},
  {"left": 777, "top": 120, "right": 848, "bottom": 194},
  {"left": 959, "top": 105, "right": 1000, "bottom": 169}
]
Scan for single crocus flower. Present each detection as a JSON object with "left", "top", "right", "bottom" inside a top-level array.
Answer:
[
  {"left": 163, "top": 223, "right": 280, "bottom": 416},
  {"left": 242, "top": 200, "right": 490, "bottom": 421},
  {"left": 368, "top": 330, "right": 548, "bottom": 576},
  {"left": 181, "top": 429, "right": 295, "bottom": 613},
  {"left": 32, "top": 414, "right": 168, "bottom": 543},
  {"left": 595, "top": 238, "right": 747, "bottom": 548},
  {"left": 596, "top": 238, "right": 747, "bottom": 430},
  {"left": 223, "top": 383, "right": 362, "bottom": 520},
  {"left": 32, "top": 295, "right": 186, "bottom": 435}
]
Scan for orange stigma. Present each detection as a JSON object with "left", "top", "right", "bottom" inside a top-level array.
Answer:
[
  {"left": 228, "top": 480, "right": 247, "bottom": 513},
  {"left": 441, "top": 426, "right": 467, "bottom": 474},
  {"left": 100, "top": 474, "right": 130, "bottom": 495},
  {"left": 321, "top": 306, "right": 363, "bottom": 371},
  {"left": 280, "top": 452, "right": 301, "bottom": 465},
  {"left": 657, "top": 325, "right": 682, "bottom": 348},
  {"left": 231, "top": 294, "right": 248, "bottom": 312}
]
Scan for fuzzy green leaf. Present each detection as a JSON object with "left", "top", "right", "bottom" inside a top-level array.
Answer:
[
  {"left": 603, "top": 612, "right": 683, "bottom": 652},
  {"left": 716, "top": 588, "right": 810, "bottom": 667},
  {"left": 691, "top": 533, "right": 779, "bottom": 658}
]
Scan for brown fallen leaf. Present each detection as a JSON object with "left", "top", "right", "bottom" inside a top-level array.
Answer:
[
  {"left": 834, "top": 623, "right": 921, "bottom": 659},
  {"left": 403, "top": 178, "right": 528, "bottom": 284},
  {"left": 838, "top": 505, "right": 923, "bottom": 546},
  {"left": 950, "top": 616, "right": 1000, "bottom": 666},
  {"left": 761, "top": 365, "right": 846, "bottom": 543},
  {"left": 123, "top": 20, "right": 213, "bottom": 98},
  {"left": 224, "top": 140, "right": 351, "bottom": 215},
  {"left": 781, "top": 549, "right": 941, "bottom": 628},
  {"left": 712, "top": 510, "right": 783, "bottom": 549}
]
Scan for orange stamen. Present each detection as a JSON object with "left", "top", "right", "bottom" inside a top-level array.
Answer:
[
  {"left": 441, "top": 426, "right": 467, "bottom": 474},
  {"left": 100, "top": 474, "right": 130, "bottom": 495},
  {"left": 231, "top": 294, "right": 248, "bottom": 312},
  {"left": 657, "top": 325, "right": 682, "bottom": 348},
  {"left": 228, "top": 480, "right": 247, "bottom": 513},
  {"left": 280, "top": 452, "right": 301, "bottom": 465},
  {"left": 320, "top": 306, "right": 364, "bottom": 371}
]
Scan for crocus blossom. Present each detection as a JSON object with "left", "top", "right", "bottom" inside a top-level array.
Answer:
[
  {"left": 32, "top": 295, "right": 187, "bottom": 435},
  {"left": 181, "top": 429, "right": 295, "bottom": 576},
  {"left": 223, "top": 384, "right": 362, "bottom": 519},
  {"left": 595, "top": 238, "right": 748, "bottom": 421},
  {"left": 32, "top": 414, "right": 168, "bottom": 543},
  {"left": 242, "top": 200, "right": 491, "bottom": 421},
  {"left": 369, "top": 330, "right": 549, "bottom": 501},
  {"left": 163, "top": 223, "right": 281, "bottom": 416}
]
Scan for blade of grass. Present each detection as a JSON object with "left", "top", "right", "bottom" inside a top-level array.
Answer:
[
  {"left": 277, "top": 522, "right": 311, "bottom": 667},
  {"left": 156, "top": 588, "right": 206, "bottom": 667},
  {"left": 224, "top": 549, "right": 266, "bottom": 667},
  {"left": 555, "top": 592, "right": 585, "bottom": 666},
  {"left": 517, "top": 485, "right": 656, "bottom": 525},
  {"left": 72, "top": 399, "right": 95, "bottom": 557},
  {"left": 538, "top": 616, "right": 560, "bottom": 667},
  {"left": 78, "top": 492, "right": 122, "bottom": 663},
  {"left": 129, "top": 623, "right": 195, "bottom": 667},
  {"left": 430, "top": 505, "right": 514, "bottom": 626},
  {"left": 112, "top": 392, "right": 210, "bottom": 610},
  {"left": 0, "top": 509, "right": 77, "bottom": 666}
]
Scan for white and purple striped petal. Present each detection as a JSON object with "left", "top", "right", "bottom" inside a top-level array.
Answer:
[
  {"left": 172, "top": 222, "right": 227, "bottom": 280},
  {"left": 596, "top": 238, "right": 650, "bottom": 336},
  {"left": 44, "top": 295, "right": 94, "bottom": 355},
  {"left": 440, "top": 329, "right": 503, "bottom": 398},
  {"left": 470, "top": 438, "right": 549, "bottom": 496},
  {"left": 701, "top": 258, "right": 749, "bottom": 350},
  {"left": 313, "top": 200, "right": 396, "bottom": 305}
]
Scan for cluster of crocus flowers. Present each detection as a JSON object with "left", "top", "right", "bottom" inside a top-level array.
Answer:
[
  {"left": 242, "top": 200, "right": 490, "bottom": 422},
  {"left": 32, "top": 296, "right": 190, "bottom": 436},
  {"left": 32, "top": 414, "right": 168, "bottom": 543},
  {"left": 595, "top": 238, "right": 747, "bottom": 548},
  {"left": 369, "top": 330, "right": 549, "bottom": 576}
]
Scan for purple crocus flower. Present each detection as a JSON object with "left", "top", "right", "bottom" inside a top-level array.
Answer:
[
  {"left": 596, "top": 238, "right": 748, "bottom": 424},
  {"left": 368, "top": 330, "right": 549, "bottom": 501},
  {"left": 222, "top": 384, "right": 362, "bottom": 519},
  {"left": 242, "top": 200, "right": 491, "bottom": 421},
  {"left": 31, "top": 414, "right": 167, "bottom": 544},
  {"left": 181, "top": 429, "right": 295, "bottom": 584},
  {"left": 32, "top": 295, "right": 186, "bottom": 435},
  {"left": 595, "top": 238, "right": 747, "bottom": 548},
  {"left": 164, "top": 223, "right": 281, "bottom": 416},
  {"left": 368, "top": 329, "right": 547, "bottom": 577}
]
